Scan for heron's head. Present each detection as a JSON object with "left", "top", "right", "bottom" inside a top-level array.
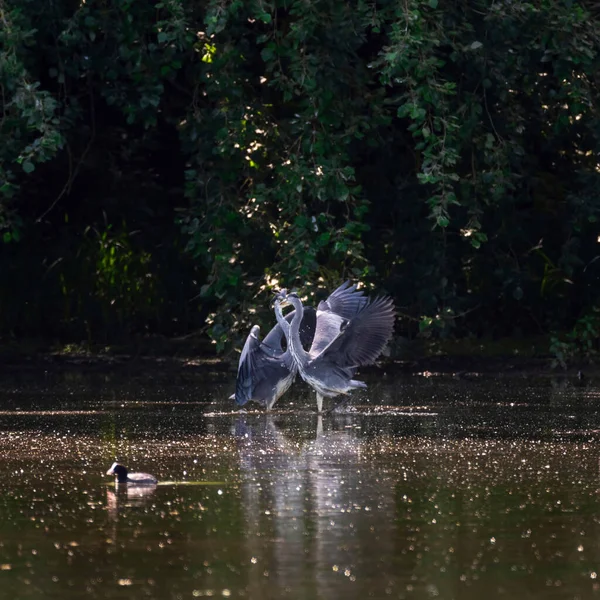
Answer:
[
  {"left": 273, "top": 288, "right": 289, "bottom": 306},
  {"left": 274, "top": 289, "right": 300, "bottom": 307}
]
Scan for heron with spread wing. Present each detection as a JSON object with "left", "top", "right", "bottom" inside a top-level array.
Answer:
[
  {"left": 232, "top": 306, "right": 317, "bottom": 410},
  {"left": 274, "top": 281, "right": 395, "bottom": 413}
]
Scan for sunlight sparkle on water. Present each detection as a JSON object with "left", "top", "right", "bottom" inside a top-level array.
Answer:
[{"left": 0, "top": 373, "right": 599, "bottom": 598}]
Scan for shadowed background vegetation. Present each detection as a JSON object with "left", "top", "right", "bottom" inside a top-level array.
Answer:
[{"left": 2, "top": 0, "right": 600, "bottom": 362}]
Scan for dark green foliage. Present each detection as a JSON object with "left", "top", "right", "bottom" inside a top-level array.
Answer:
[
  {"left": 1, "top": 0, "right": 600, "bottom": 355},
  {"left": 550, "top": 308, "right": 600, "bottom": 368}
]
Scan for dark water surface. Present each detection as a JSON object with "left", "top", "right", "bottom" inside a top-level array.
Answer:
[{"left": 1, "top": 370, "right": 600, "bottom": 599}]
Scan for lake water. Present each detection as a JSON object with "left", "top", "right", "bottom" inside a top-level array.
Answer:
[{"left": 0, "top": 368, "right": 599, "bottom": 599}]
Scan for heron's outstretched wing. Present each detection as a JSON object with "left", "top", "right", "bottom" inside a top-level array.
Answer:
[
  {"left": 308, "top": 312, "right": 346, "bottom": 359},
  {"left": 261, "top": 314, "right": 288, "bottom": 354},
  {"left": 309, "top": 282, "right": 369, "bottom": 358},
  {"left": 316, "top": 281, "right": 368, "bottom": 320},
  {"left": 314, "top": 296, "right": 395, "bottom": 368},
  {"left": 235, "top": 327, "right": 294, "bottom": 406},
  {"left": 235, "top": 325, "right": 263, "bottom": 405}
]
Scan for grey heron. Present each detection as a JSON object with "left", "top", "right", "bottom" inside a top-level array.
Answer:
[
  {"left": 232, "top": 306, "right": 317, "bottom": 410},
  {"left": 274, "top": 282, "right": 395, "bottom": 413}
]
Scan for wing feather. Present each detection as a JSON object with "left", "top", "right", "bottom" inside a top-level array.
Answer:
[
  {"left": 317, "top": 281, "right": 368, "bottom": 319},
  {"left": 235, "top": 325, "right": 262, "bottom": 405},
  {"left": 235, "top": 346, "right": 294, "bottom": 406},
  {"left": 309, "top": 282, "right": 369, "bottom": 357},
  {"left": 261, "top": 313, "right": 290, "bottom": 354},
  {"left": 308, "top": 312, "right": 346, "bottom": 359},
  {"left": 316, "top": 296, "right": 395, "bottom": 368}
]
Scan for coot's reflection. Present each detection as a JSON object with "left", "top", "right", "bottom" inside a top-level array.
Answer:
[{"left": 106, "top": 484, "right": 157, "bottom": 521}]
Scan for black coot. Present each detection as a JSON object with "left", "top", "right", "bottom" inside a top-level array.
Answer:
[{"left": 106, "top": 462, "right": 157, "bottom": 485}]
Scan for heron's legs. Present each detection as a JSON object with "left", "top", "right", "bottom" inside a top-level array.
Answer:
[
  {"left": 316, "top": 415, "right": 323, "bottom": 437},
  {"left": 326, "top": 395, "right": 352, "bottom": 414},
  {"left": 316, "top": 393, "right": 324, "bottom": 413}
]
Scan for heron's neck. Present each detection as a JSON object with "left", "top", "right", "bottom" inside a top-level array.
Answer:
[
  {"left": 287, "top": 297, "right": 309, "bottom": 367},
  {"left": 274, "top": 300, "right": 290, "bottom": 336}
]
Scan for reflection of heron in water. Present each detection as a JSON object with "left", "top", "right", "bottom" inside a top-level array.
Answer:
[
  {"left": 232, "top": 304, "right": 317, "bottom": 410},
  {"left": 275, "top": 282, "right": 395, "bottom": 412},
  {"left": 233, "top": 414, "right": 396, "bottom": 597}
]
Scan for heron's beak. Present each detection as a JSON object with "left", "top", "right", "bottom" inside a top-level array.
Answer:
[{"left": 273, "top": 288, "right": 290, "bottom": 306}]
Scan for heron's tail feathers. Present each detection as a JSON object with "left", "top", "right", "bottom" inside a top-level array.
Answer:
[{"left": 349, "top": 379, "right": 367, "bottom": 389}]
